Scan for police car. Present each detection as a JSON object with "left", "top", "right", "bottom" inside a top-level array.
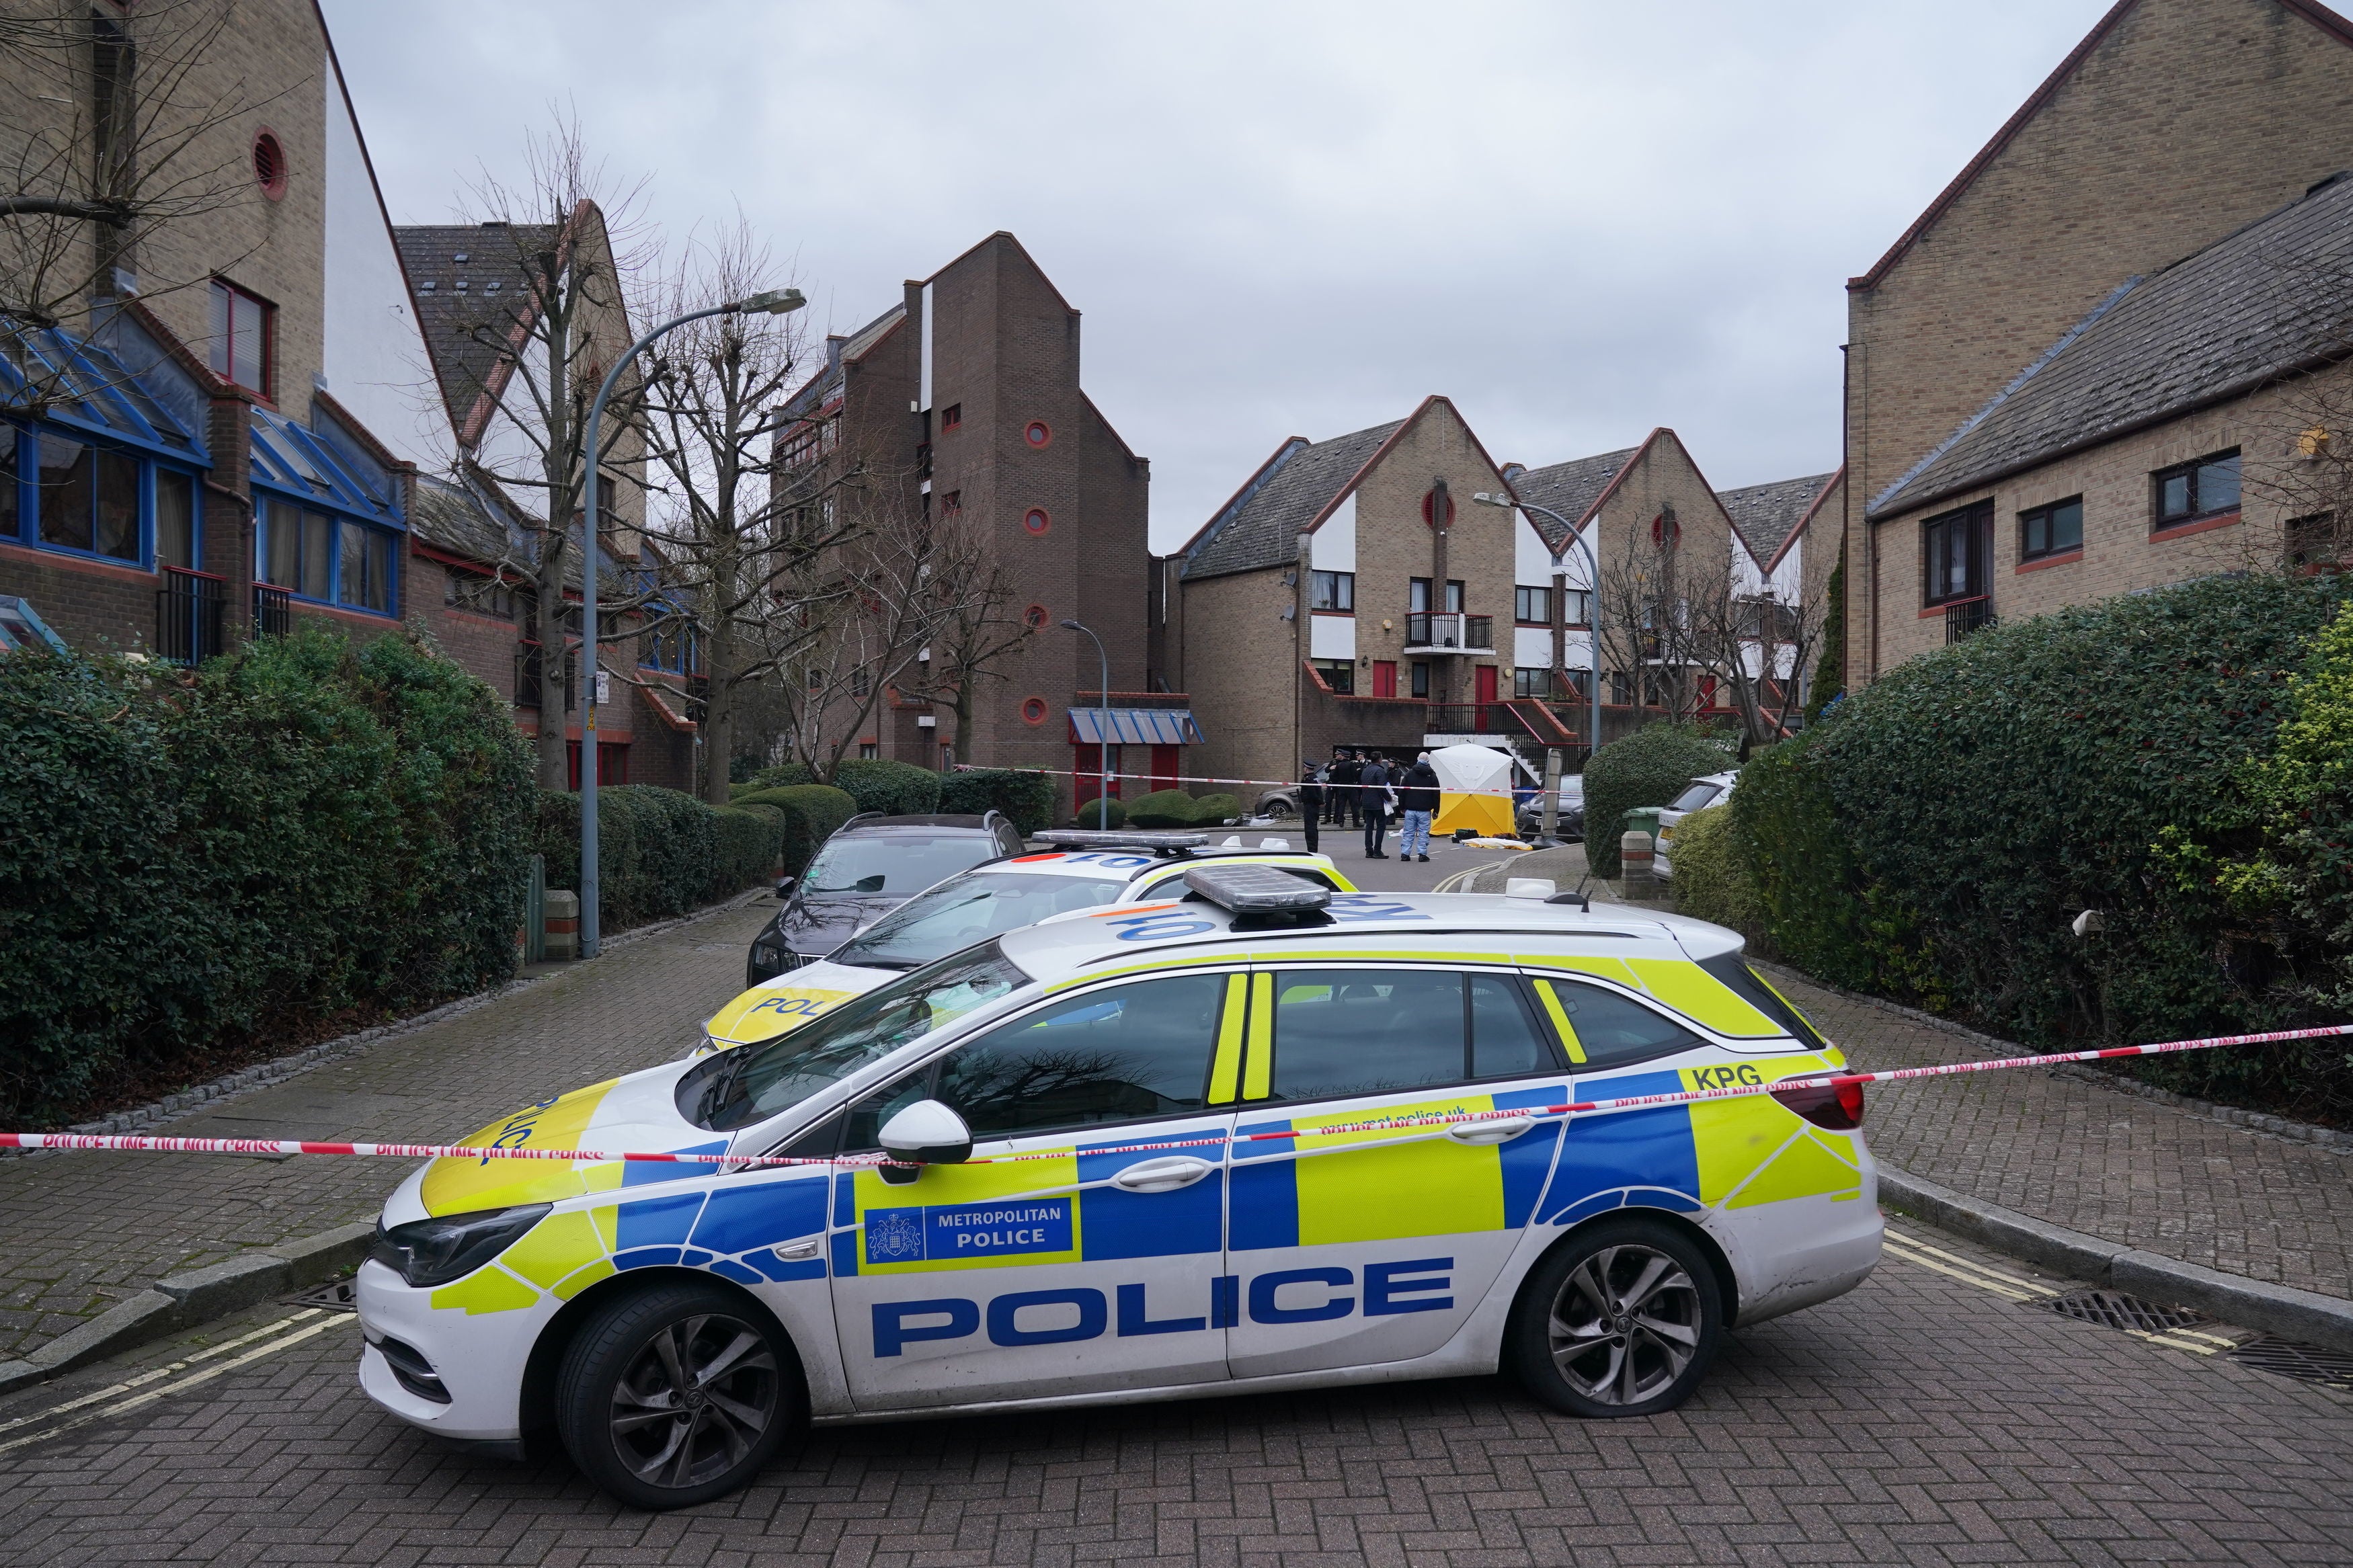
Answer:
[
  {"left": 356, "top": 868, "right": 1880, "bottom": 1510},
  {"left": 700, "top": 831, "right": 1358, "bottom": 1051}
]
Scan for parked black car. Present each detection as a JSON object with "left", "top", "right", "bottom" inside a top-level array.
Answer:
[{"left": 745, "top": 812, "right": 1026, "bottom": 987}]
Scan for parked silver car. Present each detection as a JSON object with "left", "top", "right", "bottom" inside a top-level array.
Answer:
[{"left": 1654, "top": 770, "right": 1740, "bottom": 880}]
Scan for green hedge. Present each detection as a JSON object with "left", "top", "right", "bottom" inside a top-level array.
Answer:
[
  {"left": 1584, "top": 725, "right": 1731, "bottom": 877},
  {"left": 1123, "top": 788, "right": 1197, "bottom": 828},
  {"left": 1192, "top": 792, "right": 1241, "bottom": 825},
  {"left": 939, "top": 768, "right": 1053, "bottom": 836},
  {"left": 1076, "top": 796, "right": 1126, "bottom": 829},
  {"left": 1735, "top": 573, "right": 2353, "bottom": 1122},
  {"left": 716, "top": 784, "right": 856, "bottom": 876},
  {"left": 0, "top": 627, "right": 534, "bottom": 1125},
  {"left": 535, "top": 784, "right": 789, "bottom": 932},
  {"left": 749, "top": 757, "right": 941, "bottom": 816},
  {"left": 1665, "top": 804, "right": 1759, "bottom": 938}
]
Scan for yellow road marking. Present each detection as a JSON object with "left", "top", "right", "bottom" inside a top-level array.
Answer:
[
  {"left": 2127, "top": 1329, "right": 2223, "bottom": 1355},
  {"left": 1883, "top": 1229, "right": 2047, "bottom": 1294},
  {"left": 0, "top": 1310, "right": 324, "bottom": 1436},
  {"left": 1880, "top": 1235, "right": 2046, "bottom": 1303},
  {"left": 0, "top": 1311, "right": 350, "bottom": 1456}
]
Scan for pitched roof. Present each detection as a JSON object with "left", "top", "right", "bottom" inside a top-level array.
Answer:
[
  {"left": 1179, "top": 419, "right": 1403, "bottom": 579},
  {"left": 778, "top": 301, "right": 906, "bottom": 423},
  {"left": 395, "top": 222, "right": 561, "bottom": 442},
  {"left": 1850, "top": 0, "right": 2353, "bottom": 292},
  {"left": 1717, "top": 470, "right": 1837, "bottom": 564},
  {"left": 1510, "top": 447, "right": 1637, "bottom": 550},
  {"left": 1870, "top": 171, "right": 2353, "bottom": 520},
  {"left": 409, "top": 472, "right": 528, "bottom": 569}
]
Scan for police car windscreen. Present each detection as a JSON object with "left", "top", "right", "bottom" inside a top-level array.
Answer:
[
  {"left": 802, "top": 833, "right": 1001, "bottom": 896},
  {"left": 830, "top": 872, "right": 1129, "bottom": 971},
  {"left": 684, "top": 944, "right": 1029, "bottom": 1131}
]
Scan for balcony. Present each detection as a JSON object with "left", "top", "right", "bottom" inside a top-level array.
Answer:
[
  {"left": 250, "top": 583, "right": 292, "bottom": 640},
  {"left": 1944, "top": 597, "right": 1996, "bottom": 644},
  {"left": 1075, "top": 690, "right": 1193, "bottom": 710},
  {"left": 1402, "top": 612, "right": 1493, "bottom": 653},
  {"left": 1422, "top": 702, "right": 1509, "bottom": 735},
  {"left": 156, "top": 567, "right": 225, "bottom": 665}
]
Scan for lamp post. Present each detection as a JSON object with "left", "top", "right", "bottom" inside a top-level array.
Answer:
[
  {"left": 1472, "top": 489, "right": 1603, "bottom": 803},
  {"left": 1061, "top": 618, "right": 1111, "bottom": 823},
  {"left": 578, "top": 287, "right": 803, "bottom": 959}
]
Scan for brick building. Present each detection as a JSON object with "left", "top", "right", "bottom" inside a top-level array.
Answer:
[
  {"left": 1157, "top": 397, "right": 1574, "bottom": 792},
  {"left": 769, "top": 234, "right": 1152, "bottom": 814},
  {"left": 1843, "top": 0, "right": 2353, "bottom": 684},
  {"left": 0, "top": 0, "right": 441, "bottom": 671}
]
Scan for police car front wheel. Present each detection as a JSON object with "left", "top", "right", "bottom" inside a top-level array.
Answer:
[
  {"left": 555, "top": 1281, "right": 801, "bottom": 1510},
  {"left": 1507, "top": 1219, "right": 1725, "bottom": 1419}
]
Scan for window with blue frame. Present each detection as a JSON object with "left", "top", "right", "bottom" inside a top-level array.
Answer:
[
  {"left": 248, "top": 407, "right": 403, "bottom": 616},
  {"left": 640, "top": 616, "right": 701, "bottom": 675},
  {"left": 1, "top": 323, "right": 207, "bottom": 571}
]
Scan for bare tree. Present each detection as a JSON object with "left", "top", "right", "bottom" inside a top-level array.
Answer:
[
  {"left": 1681, "top": 565, "right": 1825, "bottom": 746},
  {"left": 441, "top": 125, "right": 649, "bottom": 788},
  {"left": 910, "top": 510, "right": 1037, "bottom": 771},
  {"left": 1591, "top": 524, "right": 1706, "bottom": 727}
]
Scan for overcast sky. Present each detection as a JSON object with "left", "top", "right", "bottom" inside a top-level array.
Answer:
[{"left": 321, "top": 1, "right": 2112, "bottom": 550}]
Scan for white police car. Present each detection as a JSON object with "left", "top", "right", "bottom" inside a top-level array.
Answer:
[
  {"left": 356, "top": 868, "right": 1880, "bottom": 1509},
  {"left": 699, "top": 831, "right": 1357, "bottom": 1051}
]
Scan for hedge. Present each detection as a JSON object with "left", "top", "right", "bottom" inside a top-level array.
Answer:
[
  {"left": 1076, "top": 796, "right": 1126, "bottom": 829},
  {"left": 0, "top": 627, "right": 534, "bottom": 1125},
  {"left": 1734, "top": 572, "right": 2353, "bottom": 1124},
  {"left": 1584, "top": 725, "right": 1731, "bottom": 877},
  {"left": 535, "top": 784, "right": 789, "bottom": 932},
  {"left": 939, "top": 768, "right": 1053, "bottom": 836},
  {"left": 721, "top": 784, "right": 858, "bottom": 876},
  {"left": 749, "top": 757, "right": 941, "bottom": 816},
  {"left": 1123, "top": 788, "right": 1197, "bottom": 828},
  {"left": 1665, "top": 804, "right": 1760, "bottom": 939},
  {"left": 1192, "top": 792, "right": 1242, "bottom": 825}
]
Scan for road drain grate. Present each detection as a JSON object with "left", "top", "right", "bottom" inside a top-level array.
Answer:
[
  {"left": 2044, "top": 1290, "right": 2209, "bottom": 1333},
  {"left": 280, "top": 1278, "right": 357, "bottom": 1313},
  {"left": 2228, "top": 1335, "right": 2353, "bottom": 1390}
]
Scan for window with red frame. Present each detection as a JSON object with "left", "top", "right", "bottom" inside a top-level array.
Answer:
[
  {"left": 251, "top": 130, "right": 288, "bottom": 200},
  {"left": 1023, "top": 507, "right": 1050, "bottom": 534},
  {"left": 1025, "top": 421, "right": 1051, "bottom": 448},
  {"left": 208, "top": 280, "right": 273, "bottom": 397},
  {"left": 1650, "top": 507, "right": 1680, "bottom": 549},
  {"left": 1023, "top": 603, "right": 1048, "bottom": 629},
  {"left": 1021, "top": 696, "right": 1048, "bottom": 724},
  {"left": 941, "top": 404, "right": 961, "bottom": 430}
]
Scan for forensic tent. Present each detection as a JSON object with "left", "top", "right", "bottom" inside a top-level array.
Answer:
[{"left": 1430, "top": 743, "right": 1515, "bottom": 836}]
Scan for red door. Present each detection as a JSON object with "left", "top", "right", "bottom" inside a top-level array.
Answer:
[
  {"left": 1371, "top": 661, "right": 1398, "bottom": 699},
  {"left": 1149, "top": 744, "right": 1181, "bottom": 794},
  {"left": 1475, "top": 665, "right": 1498, "bottom": 728}
]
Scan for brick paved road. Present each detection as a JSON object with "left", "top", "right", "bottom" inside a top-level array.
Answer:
[
  {"left": 1, "top": 1219, "right": 2346, "bottom": 1566},
  {"left": 0, "top": 899, "right": 778, "bottom": 1360}
]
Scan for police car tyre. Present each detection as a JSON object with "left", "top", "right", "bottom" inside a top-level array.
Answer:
[
  {"left": 554, "top": 1281, "right": 800, "bottom": 1510},
  {"left": 1507, "top": 1219, "right": 1724, "bottom": 1418}
]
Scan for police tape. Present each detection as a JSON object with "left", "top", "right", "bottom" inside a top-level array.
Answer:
[
  {"left": 2, "top": 1020, "right": 2344, "bottom": 1171},
  {"left": 953, "top": 763, "right": 1538, "bottom": 801}
]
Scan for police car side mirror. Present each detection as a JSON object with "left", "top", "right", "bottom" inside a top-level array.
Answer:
[{"left": 876, "top": 1100, "right": 973, "bottom": 1186}]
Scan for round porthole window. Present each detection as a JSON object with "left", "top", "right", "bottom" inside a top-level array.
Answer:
[
  {"left": 1023, "top": 603, "right": 1049, "bottom": 629},
  {"left": 1023, "top": 507, "right": 1051, "bottom": 535},
  {"left": 252, "top": 130, "right": 288, "bottom": 200},
  {"left": 1021, "top": 696, "right": 1049, "bottom": 725},
  {"left": 1421, "top": 488, "right": 1455, "bottom": 528},
  {"left": 1025, "top": 421, "right": 1052, "bottom": 448}
]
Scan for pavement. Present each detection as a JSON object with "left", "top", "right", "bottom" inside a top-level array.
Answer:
[{"left": 2, "top": 831, "right": 2350, "bottom": 1562}]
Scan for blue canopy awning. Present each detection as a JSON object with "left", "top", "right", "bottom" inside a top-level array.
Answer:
[{"left": 1069, "top": 707, "right": 1204, "bottom": 746}]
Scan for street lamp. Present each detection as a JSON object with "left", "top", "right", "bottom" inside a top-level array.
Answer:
[
  {"left": 1472, "top": 489, "right": 1603, "bottom": 830},
  {"left": 578, "top": 287, "right": 803, "bottom": 958},
  {"left": 1061, "top": 618, "right": 1111, "bottom": 823}
]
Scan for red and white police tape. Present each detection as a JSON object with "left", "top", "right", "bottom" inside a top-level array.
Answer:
[
  {"left": 955, "top": 762, "right": 1533, "bottom": 800},
  {"left": 2, "top": 1020, "right": 2345, "bottom": 1171}
]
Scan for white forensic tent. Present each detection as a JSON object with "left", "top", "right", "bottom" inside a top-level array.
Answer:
[{"left": 1430, "top": 743, "right": 1515, "bottom": 837}]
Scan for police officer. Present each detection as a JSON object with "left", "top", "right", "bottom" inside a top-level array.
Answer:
[
  {"left": 1296, "top": 759, "right": 1324, "bottom": 854},
  {"left": 1360, "top": 752, "right": 1394, "bottom": 858},
  {"left": 1331, "top": 748, "right": 1363, "bottom": 828}
]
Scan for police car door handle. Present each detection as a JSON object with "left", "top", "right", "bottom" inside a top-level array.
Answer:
[
  {"left": 1445, "top": 1116, "right": 1534, "bottom": 1146},
  {"left": 1109, "top": 1156, "right": 1216, "bottom": 1193}
]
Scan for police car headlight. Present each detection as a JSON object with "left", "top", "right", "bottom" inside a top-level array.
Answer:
[{"left": 371, "top": 1204, "right": 551, "bottom": 1288}]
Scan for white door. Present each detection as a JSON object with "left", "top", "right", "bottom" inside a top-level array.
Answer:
[
  {"left": 827, "top": 971, "right": 1242, "bottom": 1411},
  {"left": 1224, "top": 964, "right": 1570, "bottom": 1379}
]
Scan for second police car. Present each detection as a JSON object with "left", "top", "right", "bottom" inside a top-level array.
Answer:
[{"left": 356, "top": 868, "right": 1880, "bottom": 1510}]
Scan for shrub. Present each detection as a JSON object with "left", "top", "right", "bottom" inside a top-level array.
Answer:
[
  {"left": 752, "top": 757, "right": 940, "bottom": 816},
  {"left": 1076, "top": 796, "right": 1127, "bottom": 829},
  {"left": 731, "top": 784, "right": 859, "bottom": 874},
  {"left": 0, "top": 626, "right": 534, "bottom": 1126},
  {"left": 535, "top": 784, "right": 791, "bottom": 931},
  {"left": 1738, "top": 572, "right": 2353, "bottom": 1122},
  {"left": 1728, "top": 728, "right": 1874, "bottom": 988},
  {"left": 1191, "top": 792, "right": 1242, "bottom": 825},
  {"left": 1584, "top": 725, "right": 1730, "bottom": 877},
  {"left": 1667, "top": 804, "right": 1761, "bottom": 938},
  {"left": 939, "top": 768, "right": 1054, "bottom": 836},
  {"left": 715, "top": 805, "right": 789, "bottom": 889},
  {"left": 1123, "top": 788, "right": 1198, "bottom": 828}
]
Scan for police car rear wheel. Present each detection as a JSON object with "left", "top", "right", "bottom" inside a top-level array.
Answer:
[
  {"left": 1508, "top": 1220, "right": 1723, "bottom": 1418},
  {"left": 555, "top": 1282, "right": 797, "bottom": 1510}
]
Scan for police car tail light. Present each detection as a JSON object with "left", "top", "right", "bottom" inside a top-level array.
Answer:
[
  {"left": 1768, "top": 1078, "right": 1864, "bottom": 1130},
  {"left": 371, "top": 1204, "right": 551, "bottom": 1287}
]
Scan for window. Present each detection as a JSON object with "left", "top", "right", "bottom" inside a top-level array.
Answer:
[
  {"left": 2287, "top": 511, "right": 2344, "bottom": 569},
  {"left": 256, "top": 496, "right": 397, "bottom": 613},
  {"left": 1265, "top": 970, "right": 1556, "bottom": 1103},
  {"left": 0, "top": 437, "right": 15, "bottom": 538},
  {"left": 858, "top": 741, "right": 879, "bottom": 759},
  {"left": 1532, "top": 977, "right": 1702, "bottom": 1070},
  {"left": 1409, "top": 577, "right": 1431, "bottom": 614},
  {"left": 207, "top": 279, "right": 273, "bottom": 397},
  {"left": 641, "top": 618, "right": 699, "bottom": 673},
  {"left": 1408, "top": 660, "right": 1429, "bottom": 699},
  {"left": 1023, "top": 507, "right": 1050, "bottom": 534},
  {"left": 940, "top": 490, "right": 961, "bottom": 517},
  {"left": 154, "top": 470, "right": 194, "bottom": 569},
  {"left": 251, "top": 130, "right": 287, "bottom": 200},
  {"left": 1309, "top": 570, "right": 1354, "bottom": 612},
  {"left": 1564, "top": 589, "right": 1593, "bottom": 626},
  {"left": 1025, "top": 421, "right": 1051, "bottom": 448},
  {"left": 1514, "top": 668, "right": 1554, "bottom": 700},
  {"left": 2019, "top": 497, "right": 2083, "bottom": 561},
  {"left": 32, "top": 436, "right": 141, "bottom": 561},
  {"left": 1921, "top": 499, "right": 1992, "bottom": 606},
  {"left": 1021, "top": 696, "right": 1048, "bottom": 724},
  {"left": 941, "top": 404, "right": 961, "bottom": 430},
  {"left": 1371, "top": 660, "right": 1398, "bottom": 698},
  {"left": 1311, "top": 658, "right": 1355, "bottom": 694},
  {"left": 446, "top": 571, "right": 517, "bottom": 620},
  {"left": 2153, "top": 449, "right": 2241, "bottom": 529},
  {"left": 1515, "top": 585, "right": 1552, "bottom": 625},
  {"left": 832, "top": 870, "right": 1133, "bottom": 973},
  {"left": 932, "top": 973, "right": 1229, "bottom": 1139},
  {"left": 1651, "top": 508, "right": 1681, "bottom": 550},
  {"left": 1445, "top": 579, "right": 1466, "bottom": 614}
]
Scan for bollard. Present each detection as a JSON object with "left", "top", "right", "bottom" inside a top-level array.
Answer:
[
  {"left": 544, "top": 889, "right": 580, "bottom": 960},
  {"left": 1619, "top": 830, "right": 1658, "bottom": 901}
]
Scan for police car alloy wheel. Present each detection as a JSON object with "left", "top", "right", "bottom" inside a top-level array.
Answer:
[
  {"left": 555, "top": 1282, "right": 801, "bottom": 1510},
  {"left": 1507, "top": 1218, "right": 1724, "bottom": 1418}
]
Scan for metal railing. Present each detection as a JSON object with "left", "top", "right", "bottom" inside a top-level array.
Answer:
[
  {"left": 157, "top": 567, "right": 225, "bottom": 665},
  {"left": 516, "top": 643, "right": 577, "bottom": 710},
  {"left": 1074, "top": 690, "right": 1193, "bottom": 709},
  {"left": 1422, "top": 702, "right": 1509, "bottom": 733},
  {"left": 1944, "top": 598, "right": 1996, "bottom": 643},
  {"left": 249, "top": 582, "right": 292, "bottom": 641},
  {"left": 1402, "top": 612, "right": 1493, "bottom": 651}
]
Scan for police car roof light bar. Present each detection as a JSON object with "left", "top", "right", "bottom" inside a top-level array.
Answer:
[
  {"left": 1182, "top": 862, "right": 1331, "bottom": 913},
  {"left": 1035, "top": 829, "right": 1211, "bottom": 855}
]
